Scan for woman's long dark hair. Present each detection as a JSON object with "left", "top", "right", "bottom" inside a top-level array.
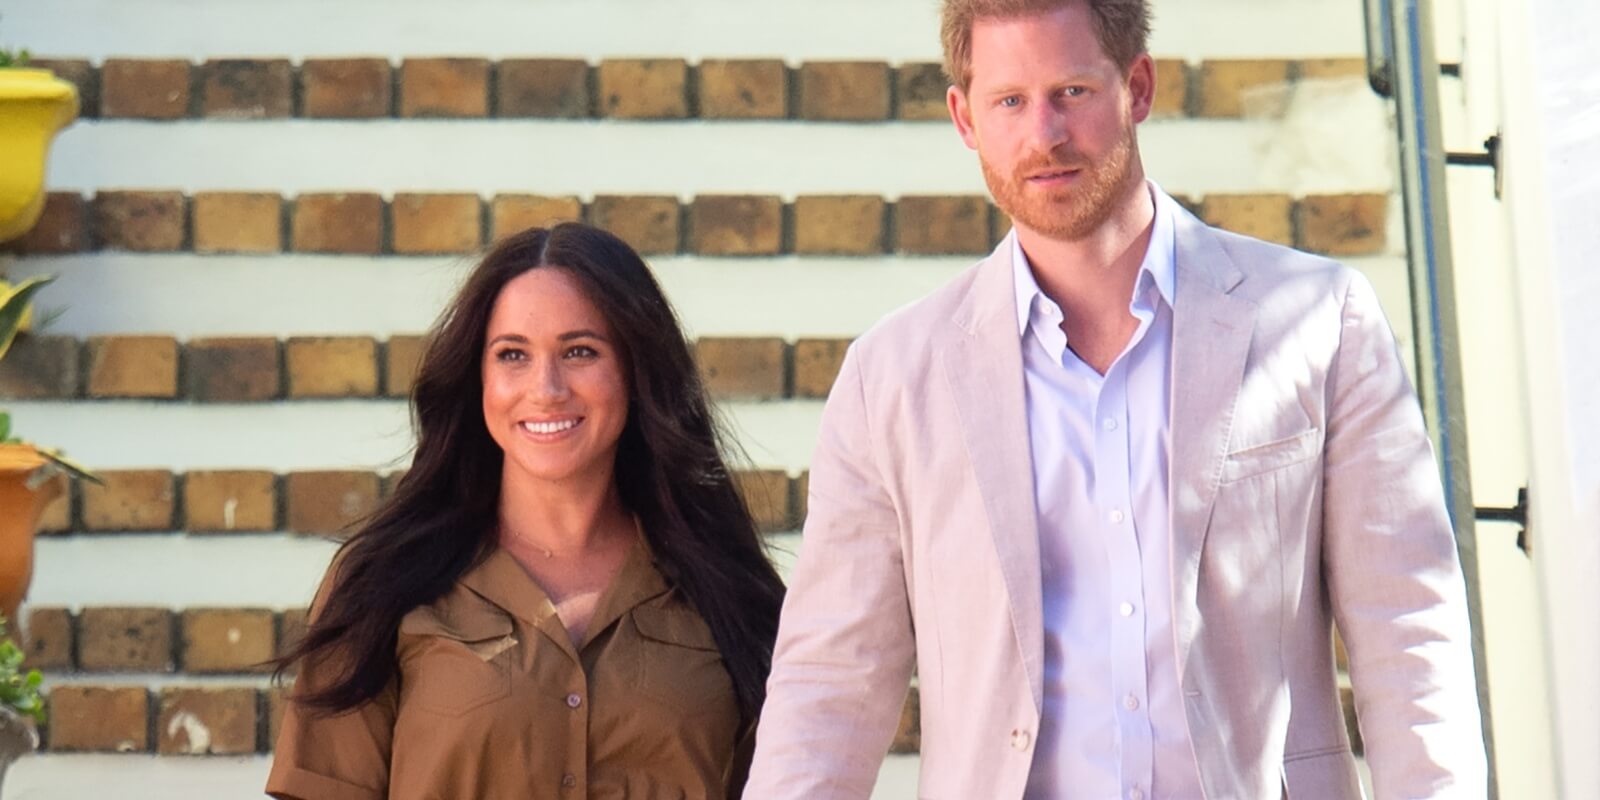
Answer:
[{"left": 275, "top": 223, "right": 786, "bottom": 723}]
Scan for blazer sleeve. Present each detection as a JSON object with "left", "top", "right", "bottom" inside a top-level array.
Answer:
[
  {"left": 1320, "top": 269, "right": 1488, "bottom": 797},
  {"left": 743, "top": 344, "right": 917, "bottom": 800}
]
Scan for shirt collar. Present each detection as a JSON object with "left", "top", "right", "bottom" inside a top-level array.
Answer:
[
  {"left": 1011, "top": 181, "right": 1179, "bottom": 337},
  {"left": 460, "top": 528, "right": 670, "bottom": 634}
]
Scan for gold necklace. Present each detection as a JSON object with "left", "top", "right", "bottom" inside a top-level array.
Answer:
[
  {"left": 502, "top": 514, "right": 640, "bottom": 560},
  {"left": 503, "top": 524, "right": 558, "bottom": 559}
]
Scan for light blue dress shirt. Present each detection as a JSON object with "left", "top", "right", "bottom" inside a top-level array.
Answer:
[{"left": 1016, "top": 184, "right": 1204, "bottom": 800}]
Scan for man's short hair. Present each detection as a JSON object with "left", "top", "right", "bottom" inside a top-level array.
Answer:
[{"left": 941, "top": 0, "right": 1153, "bottom": 90}]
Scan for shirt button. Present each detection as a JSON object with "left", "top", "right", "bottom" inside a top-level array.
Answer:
[
  {"left": 1109, "top": 509, "right": 1125, "bottom": 524},
  {"left": 1124, "top": 695, "right": 1140, "bottom": 711},
  {"left": 1119, "top": 602, "right": 1135, "bottom": 617},
  {"left": 1102, "top": 418, "right": 1118, "bottom": 431},
  {"left": 1130, "top": 789, "right": 1145, "bottom": 800},
  {"left": 565, "top": 693, "right": 582, "bottom": 709},
  {"left": 1010, "top": 728, "right": 1032, "bottom": 751},
  {"left": 561, "top": 774, "right": 577, "bottom": 789}
]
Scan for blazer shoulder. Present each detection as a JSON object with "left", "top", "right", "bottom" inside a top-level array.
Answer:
[
  {"left": 1209, "top": 226, "right": 1359, "bottom": 301},
  {"left": 849, "top": 259, "right": 986, "bottom": 370}
]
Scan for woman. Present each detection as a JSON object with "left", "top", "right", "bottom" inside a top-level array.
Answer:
[{"left": 267, "top": 223, "right": 786, "bottom": 799}]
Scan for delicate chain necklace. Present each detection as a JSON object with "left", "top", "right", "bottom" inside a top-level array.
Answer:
[
  {"left": 506, "top": 525, "right": 558, "bottom": 559},
  {"left": 501, "top": 515, "right": 639, "bottom": 559}
]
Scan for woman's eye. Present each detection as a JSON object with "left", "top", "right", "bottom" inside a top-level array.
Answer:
[
  {"left": 564, "top": 345, "right": 599, "bottom": 359},
  {"left": 494, "top": 348, "right": 526, "bottom": 362}
]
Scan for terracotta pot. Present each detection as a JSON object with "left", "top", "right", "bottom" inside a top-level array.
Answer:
[{"left": 0, "top": 444, "right": 64, "bottom": 626}]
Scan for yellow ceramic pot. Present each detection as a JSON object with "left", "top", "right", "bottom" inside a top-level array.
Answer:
[
  {"left": 0, "top": 444, "right": 63, "bottom": 626},
  {"left": 0, "top": 68, "right": 79, "bottom": 242}
]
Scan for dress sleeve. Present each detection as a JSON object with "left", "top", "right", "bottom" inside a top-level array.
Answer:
[
  {"left": 265, "top": 562, "right": 400, "bottom": 800},
  {"left": 265, "top": 654, "right": 399, "bottom": 800}
]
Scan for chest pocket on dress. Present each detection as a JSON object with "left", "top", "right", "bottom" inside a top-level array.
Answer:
[
  {"left": 398, "top": 604, "right": 517, "bottom": 716},
  {"left": 628, "top": 605, "right": 733, "bottom": 715}
]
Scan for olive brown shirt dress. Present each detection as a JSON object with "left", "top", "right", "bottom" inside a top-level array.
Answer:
[{"left": 266, "top": 538, "right": 748, "bottom": 799}]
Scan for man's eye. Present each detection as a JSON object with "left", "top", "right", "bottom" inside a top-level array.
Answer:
[
  {"left": 999, "top": 96, "right": 1022, "bottom": 108},
  {"left": 1064, "top": 86, "right": 1087, "bottom": 98}
]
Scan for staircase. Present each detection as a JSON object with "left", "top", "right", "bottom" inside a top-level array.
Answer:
[{"left": 0, "top": 0, "right": 1398, "bottom": 796}]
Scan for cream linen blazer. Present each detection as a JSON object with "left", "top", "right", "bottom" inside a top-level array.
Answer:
[{"left": 745, "top": 206, "right": 1487, "bottom": 799}]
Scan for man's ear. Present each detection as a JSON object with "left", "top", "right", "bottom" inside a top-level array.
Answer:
[
  {"left": 948, "top": 84, "right": 979, "bottom": 150},
  {"left": 1127, "top": 53, "right": 1156, "bottom": 124}
]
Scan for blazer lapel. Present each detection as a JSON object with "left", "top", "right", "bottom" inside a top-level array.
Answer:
[
  {"left": 1167, "top": 211, "right": 1259, "bottom": 675},
  {"left": 941, "top": 234, "right": 1045, "bottom": 712}
]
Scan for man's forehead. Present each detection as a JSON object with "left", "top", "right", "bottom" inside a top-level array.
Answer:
[{"left": 966, "top": 11, "right": 1113, "bottom": 87}]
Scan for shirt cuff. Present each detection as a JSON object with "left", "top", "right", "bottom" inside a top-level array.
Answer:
[{"left": 266, "top": 765, "right": 385, "bottom": 800}]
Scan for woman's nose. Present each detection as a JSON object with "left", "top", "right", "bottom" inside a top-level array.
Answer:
[{"left": 530, "top": 357, "right": 570, "bottom": 401}]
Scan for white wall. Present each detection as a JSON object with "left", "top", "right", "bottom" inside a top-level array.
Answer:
[{"left": 1492, "top": 0, "right": 1600, "bottom": 795}]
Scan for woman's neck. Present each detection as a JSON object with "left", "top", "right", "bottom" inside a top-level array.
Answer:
[{"left": 495, "top": 465, "right": 631, "bottom": 558}]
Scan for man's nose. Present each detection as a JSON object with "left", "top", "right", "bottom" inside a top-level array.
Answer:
[{"left": 1026, "top": 101, "right": 1071, "bottom": 153}]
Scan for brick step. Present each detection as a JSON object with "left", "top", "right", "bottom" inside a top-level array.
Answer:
[
  {"left": 7, "top": 190, "right": 1395, "bottom": 259},
  {"left": 3, "top": 396, "right": 823, "bottom": 474},
  {"left": 0, "top": 253, "right": 1418, "bottom": 360},
  {"left": 26, "top": 532, "right": 802, "bottom": 610},
  {"left": 27, "top": 677, "right": 1360, "bottom": 761},
  {"left": 29, "top": 468, "right": 808, "bottom": 538},
  {"left": 28, "top": 678, "right": 914, "bottom": 757},
  {"left": 1, "top": 753, "right": 923, "bottom": 798},
  {"left": 0, "top": 335, "right": 852, "bottom": 403},
  {"left": 31, "top": 56, "right": 1367, "bottom": 123},
  {"left": 8, "top": 0, "right": 1369, "bottom": 63},
  {"left": 1, "top": 253, "right": 978, "bottom": 340},
  {"left": 43, "top": 114, "right": 1395, "bottom": 198}
]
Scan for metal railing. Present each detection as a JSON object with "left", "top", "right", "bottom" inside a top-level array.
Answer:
[{"left": 1363, "top": 0, "right": 1500, "bottom": 793}]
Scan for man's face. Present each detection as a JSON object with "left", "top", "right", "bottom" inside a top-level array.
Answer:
[{"left": 948, "top": 4, "right": 1154, "bottom": 242}]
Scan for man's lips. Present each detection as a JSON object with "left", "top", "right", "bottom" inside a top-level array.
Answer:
[{"left": 1025, "top": 168, "right": 1082, "bottom": 185}]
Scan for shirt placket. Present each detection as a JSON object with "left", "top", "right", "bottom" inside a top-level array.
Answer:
[
  {"left": 1097, "top": 332, "right": 1156, "bottom": 800},
  {"left": 536, "top": 606, "right": 591, "bottom": 796}
]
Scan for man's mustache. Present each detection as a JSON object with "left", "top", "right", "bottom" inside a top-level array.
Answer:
[{"left": 1013, "top": 148, "right": 1090, "bottom": 178}]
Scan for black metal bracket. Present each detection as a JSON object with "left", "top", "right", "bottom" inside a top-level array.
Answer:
[
  {"left": 1475, "top": 486, "right": 1529, "bottom": 554},
  {"left": 1446, "top": 134, "right": 1503, "bottom": 198}
]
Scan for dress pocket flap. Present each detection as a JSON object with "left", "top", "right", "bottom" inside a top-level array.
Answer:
[
  {"left": 399, "top": 603, "right": 515, "bottom": 644},
  {"left": 1222, "top": 427, "right": 1320, "bottom": 483},
  {"left": 630, "top": 606, "right": 720, "bottom": 652}
]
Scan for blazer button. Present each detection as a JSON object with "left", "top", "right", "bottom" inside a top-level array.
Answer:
[{"left": 1010, "top": 728, "right": 1032, "bottom": 751}]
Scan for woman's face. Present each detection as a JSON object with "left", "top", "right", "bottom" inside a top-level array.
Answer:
[{"left": 481, "top": 267, "right": 629, "bottom": 491}]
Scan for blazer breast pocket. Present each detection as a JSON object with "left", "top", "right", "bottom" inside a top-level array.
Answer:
[{"left": 1221, "top": 427, "right": 1320, "bottom": 484}]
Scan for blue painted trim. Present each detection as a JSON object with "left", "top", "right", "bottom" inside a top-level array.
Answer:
[{"left": 1402, "top": 0, "right": 1459, "bottom": 526}]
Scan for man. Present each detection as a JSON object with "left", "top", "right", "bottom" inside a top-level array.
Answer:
[{"left": 744, "top": 0, "right": 1487, "bottom": 798}]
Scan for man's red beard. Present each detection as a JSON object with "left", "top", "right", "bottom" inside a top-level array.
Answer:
[{"left": 982, "top": 125, "right": 1141, "bottom": 242}]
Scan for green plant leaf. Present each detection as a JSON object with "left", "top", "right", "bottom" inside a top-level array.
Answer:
[
  {"left": 0, "top": 411, "right": 10, "bottom": 443},
  {"left": 38, "top": 447, "right": 100, "bottom": 484},
  {"left": 0, "top": 275, "right": 55, "bottom": 362},
  {"left": 0, "top": 615, "right": 45, "bottom": 722}
]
